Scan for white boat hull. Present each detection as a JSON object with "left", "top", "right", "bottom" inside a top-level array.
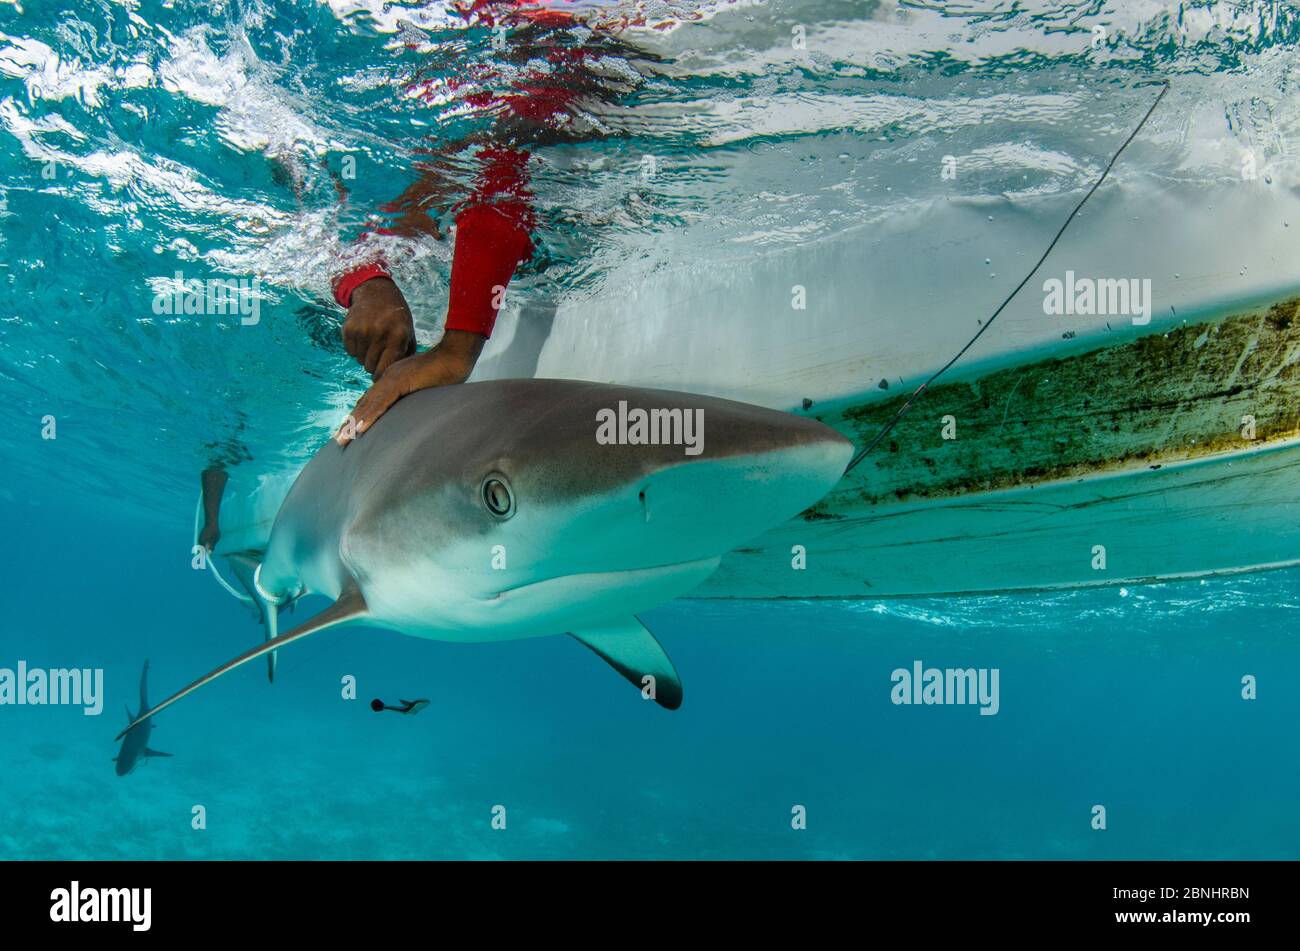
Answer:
[{"left": 471, "top": 177, "right": 1300, "bottom": 597}]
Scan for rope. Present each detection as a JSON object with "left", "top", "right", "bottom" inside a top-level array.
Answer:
[
  {"left": 193, "top": 492, "right": 256, "bottom": 604},
  {"left": 844, "top": 82, "right": 1171, "bottom": 474}
]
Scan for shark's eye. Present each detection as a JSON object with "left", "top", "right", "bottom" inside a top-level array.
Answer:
[{"left": 481, "top": 475, "right": 514, "bottom": 519}]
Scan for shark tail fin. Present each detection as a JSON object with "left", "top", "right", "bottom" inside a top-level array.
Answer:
[
  {"left": 569, "top": 616, "right": 683, "bottom": 711},
  {"left": 114, "top": 583, "right": 368, "bottom": 742},
  {"left": 226, "top": 552, "right": 280, "bottom": 683}
]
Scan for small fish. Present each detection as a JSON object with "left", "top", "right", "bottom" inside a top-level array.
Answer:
[{"left": 370, "top": 698, "right": 431, "bottom": 715}]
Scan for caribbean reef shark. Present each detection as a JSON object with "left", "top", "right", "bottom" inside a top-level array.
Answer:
[
  {"left": 114, "top": 660, "right": 172, "bottom": 775},
  {"left": 120, "top": 379, "right": 850, "bottom": 738}
]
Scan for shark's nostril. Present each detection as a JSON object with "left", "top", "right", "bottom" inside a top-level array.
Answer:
[{"left": 639, "top": 487, "right": 649, "bottom": 523}]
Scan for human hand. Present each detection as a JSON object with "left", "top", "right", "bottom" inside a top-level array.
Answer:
[
  {"left": 341, "top": 277, "right": 417, "bottom": 379},
  {"left": 336, "top": 330, "right": 486, "bottom": 445},
  {"left": 198, "top": 522, "right": 220, "bottom": 552}
]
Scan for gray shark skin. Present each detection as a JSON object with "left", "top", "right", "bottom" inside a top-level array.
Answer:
[
  {"left": 114, "top": 660, "right": 172, "bottom": 776},
  {"left": 120, "top": 379, "right": 852, "bottom": 739}
]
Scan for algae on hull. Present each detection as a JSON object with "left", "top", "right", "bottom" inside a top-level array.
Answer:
[{"left": 814, "top": 295, "right": 1300, "bottom": 509}]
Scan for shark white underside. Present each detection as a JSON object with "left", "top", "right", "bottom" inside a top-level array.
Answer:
[{"left": 388, "top": 557, "right": 723, "bottom": 642}]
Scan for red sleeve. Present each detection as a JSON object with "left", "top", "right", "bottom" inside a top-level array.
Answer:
[
  {"left": 331, "top": 261, "right": 392, "bottom": 309},
  {"left": 443, "top": 201, "right": 534, "bottom": 338}
]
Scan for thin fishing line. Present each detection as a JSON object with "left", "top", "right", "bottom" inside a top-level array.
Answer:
[
  {"left": 844, "top": 82, "right": 1170, "bottom": 475},
  {"left": 193, "top": 492, "right": 255, "bottom": 604}
]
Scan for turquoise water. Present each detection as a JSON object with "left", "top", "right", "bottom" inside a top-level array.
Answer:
[
  {"left": 4, "top": 493, "right": 1299, "bottom": 859},
  {"left": 4, "top": 0, "right": 1300, "bottom": 859}
]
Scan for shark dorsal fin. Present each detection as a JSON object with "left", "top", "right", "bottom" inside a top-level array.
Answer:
[
  {"left": 569, "top": 617, "right": 682, "bottom": 710},
  {"left": 115, "top": 583, "right": 368, "bottom": 741}
]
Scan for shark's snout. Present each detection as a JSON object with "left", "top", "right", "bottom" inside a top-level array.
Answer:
[
  {"left": 512, "top": 390, "right": 854, "bottom": 573},
  {"left": 628, "top": 420, "right": 852, "bottom": 557},
  {"left": 515, "top": 396, "right": 853, "bottom": 586}
]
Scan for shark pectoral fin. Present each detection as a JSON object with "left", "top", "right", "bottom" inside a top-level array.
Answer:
[
  {"left": 124, "top": 705, "right": 134, "bottom": 725},
  {"left": 144, "top": 749, "right": 173, "bottom": 758},
  {"left": 227, "top": 552, "right": 280, "bottom": 684},
  {"left": 114, "top": 583, "right": 369, "bottom": 742},
  {"left": 569, "top": 617, "right": 683, "bottom": 711}
]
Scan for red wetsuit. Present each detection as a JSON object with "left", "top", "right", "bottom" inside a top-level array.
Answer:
[{"left": 333, "top": 1, "right": 595, "bottom": 338}]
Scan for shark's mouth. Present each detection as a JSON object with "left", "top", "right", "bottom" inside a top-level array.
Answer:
[{"left": 482, "top": 556, "right": 722, "bottom": 602}]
